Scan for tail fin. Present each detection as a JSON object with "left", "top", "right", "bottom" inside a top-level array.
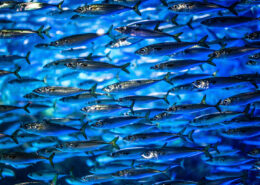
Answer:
[
  {"left": 23, "top": 103, "right": 30, "bottom": 113},
  {"left": 43, "top": 27, "right": 51, "bottom": 38},
  {"left": 106, "top": 51, "right": 112, "bottom": 61},
  {"left": 48, "top": 153, "right": 55, "bottom": 168},
  {"left": 120, "top": 63, "right": 130, "bottom": 74},
  {"left": 172, "top": 32, "right": 183, "bottom": 42},
  {"left": 204, "top": 145, "right": 212, "bottom": 159},
  {"left": 10, "top": 129, "right": 19, "bottom": 144},
  {"left": 89, "top": 83, "right": 97, "bottom": 97},
  {"left": 187, "top": 130, "right": 195, "bottom": 142},
  {"left": 133, "top": 1, "right": 141, "bottom": 16},
  {"left": 80, "top": 123, "right": 88, "bottom": 140},
  {"left": 207, "top": 56, "right": 215, "bottom": 64},
  {"left": 57, "top": 0, "right": 64, "bottom": 11},
  {"left": 129, "top": 100, "right": 135, "bottom": 114},
  {"left": 171, "top": 15, "right": 179, "bottom": 26},
  {"left": 50, "top": 174, "right": 58, "bottom": 185},
  {"left": 198, "top": 36, "right": 209, "bottom": 48},
  {"left": 163, "top": 91, "right": 169, "bottom": 104},
  {"left": 215, "top": 100, "right": 221, "bottom": 112},
  {"left": 43, "top": 76, "right": 47, "bottom": 84},
  {"left": 160, "top": 0, "right": 168, "bottom": 6},
  {"left": 243, "top": 104, "right": 251, "bottom": 116},
  {"left": 109, "top": 136, "right": 120, "bottom": 150},
  {"left": 37, "top": 26, "right": 44, "bottom": 39},
  {"left": 206, "top": 59, "right": 216, "bottom": 66},
  {"left": 177, "top": 127, "right": 187, "bottom": 141},
  {"left": 226, "top": 1, "right": 239, "bottom": 16},
  {"left": 13, "top": 66, "right": 21, "bottom": 79},
  {"left": 200, "top": 95, "right": 206, "bottom": 104},
  {"left": 106, "top": 25, "right": 114, "bottom": 39},
  {"left": 187, "top": 17, "right": 193, "bottom": 29},
  {"left": 163, "top": 72, "right": 173, "bottom": 85},
  {"left": 86, "top": 53, "right": 93, "bottom": 60},
  {"left": 25, "top": 51, "right": 31, "bottom": 64}
]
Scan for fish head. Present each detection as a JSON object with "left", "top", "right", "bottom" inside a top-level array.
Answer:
[
  {"left": 124, "top": 135, "right": 136, "bottom": 142},
  {"left": 102, "top": 85, "right": 113, "bottom": 92},
  {"left": 245, "top": 32, "right": 259, "bottom": 40},
  {"left": 135, "top": 46, "right": 150, "bottom": 56},
  {"left": 246, "top": 60, "right": 257, "bottom": 65},
  {"left": 92, "top": 121, "right": 103, "bottom": 128},
  {"left": 192, "top": 80, "right": 209, "bottom": 89},
  {"left": 169, "top": 2, "right": 194, "bottom": 12},
  {"left": 21, "top": 122, "right": 43, "bottom": 131},
  {"left": 167, "top": 106, "right": 177, "bottom": 112},
  {"left": 248, "top": 149, "right": 259, "bottom": 157},
  {"left": 33, "top": 87, "right": 52, "bottom": 94},
  {"left": 150, "top": 64, "right": 160, "bottom": 70},
  {"left": 50, "top": 40, "right": 63, "bottom": 47},
  {"left": 249, "top": 53, "right": 260, "bottom": 60},
  {"left": 220, "top": 98, "right": 231, "bottom": 105},
  {"left": 114, "top": 26, "right": 128, "bottom": 34}
]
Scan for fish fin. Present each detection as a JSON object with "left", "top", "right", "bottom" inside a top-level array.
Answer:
[
  {"left": 86, "top": 53, "right": 93, "bottom": 60},
  {"left": 200, "top": 95, "right": 206, "bottom": 104},
  {"left": 215, "top": 100, "right": 222, "bottom": 112},
  {"left": 160, "top": 0, "right": 168, "bottom": 6},
  {"left": 50, "top": 174, "right": 58, "bottom": 185},
  {"left": 131, "top": 160, "right": 135, "bottom": 167},
  {"left": 9, "top": 129, "right": 19, "bottom": 144},
  {"left": 90, "top": 83, "right": 97, "bottom": 97},
  {"left": 37, "top": 26, "right": 44, "bottom": 39},
  {"left": 109, "top": 136, "right": 120, "bottom": 150},
  {"left": 171, "top": 15, "right": 179, "bottom": 26},
  {"left": 144, "top": 110, "right": 150, "bottom": 120},
  {"left": 57, "top": 0, "right": 64, "bottom": 11},
  {"left": 105, "top": 51, "right": 112, "bottom": 61},
  {"left": 120, "top": 63, "right": 130, "bottom": 74},
  {"left": 180, "top": 159, "right": 185, "bottom": 169},
  {"left": 25, "top": 51, "right": 31, "bottom": 64},
  {"left": 154, "top": 22, "right": 161, "bottom": 31},
  {"left": 13, "top": 66, "right": 21, "bottom": 79},
  {"left": 207, "top": 56, "right": 214, "bottom": 63},
  {"left": 43, "top": 76, "right": 47, "bottom": 84},
  {"left": 133, "top": 1, "right": 142, "bottom": 16},
  {"left": 198, "top": 35, "right": 209, "bottom": 48},
  {"left": 163, "top": 91, "right": 170, "bottom": 104},
  {"left": 177, "top": 127, "right": 186, "bottom": 141},
  {"left": 23, "top": 103, "right": 30, "bottom": 113},
  {"left": 187, "top": 17, "right": 193, "bottom": 29},
  {"left": 106, "top": 25, "right": 114, "bottom": 39},
  {"left": 199, "top": 64, "right": 204, "bottom": 71},
  {"left": 80, "top": 123, "right": 88, "bottom": 140},
  {"left": 212, "top": 142, "right": 220, "bottom": 154},
  {"left": 250, "top": 81, "right": 258, "bottom": 88},
  {"left": 43, "top": 27, "right": 51, "bottom": 38},
  {"left": 226, "top": 1, "right": 239, "bottom": 16},
  {"left": 130, "top": 100, "right": 135, "bottom": 114},
  {"left": 206, "top": 59, "right": 216, "bottom": 67},
  {"left": 48, "top": 153, "right": 55, "bottom": 168},
  {"left": 187, "top": 130, "right": 195, "bottom": 142},
  {"left": 243, "top": 104, "right": 251, "bottom": 116},
  {"left": 161, "top": 142, "right": 167, "bottom": 148},
  {"left": 163, "top": 72, "right": 173, "bottom": 85},
  {"left": 204, "top": 145, "right": 212, "bottom": 159},
  {"left": 212, "top": 71, "right": 217, "bottom": 77},
  {"left": 172, "top": 32, "right": 183, "bottom": 42}
]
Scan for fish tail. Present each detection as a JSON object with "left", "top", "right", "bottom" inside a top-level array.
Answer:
[
  {"left": 23, "top": 103, "right": 31, "bottom": 113},
  {"left": 171, "top": 15, "right": 179, "bottom": 26},
  {"left": 109, "top": 136, "right": 120, "bottom": 150},
  {"left": 50, "top": 174, "right": 58, "bottom": 185},
  {"left": 177, "top": 127, "right": 187, "bottom": 141},
  {"left": 57, "top": 0, "right": 64, "bottom": 11},
  {"left": 43, "top": 76, "right": 47, "bottom": 84},
  {"left": 10, "top": 129, "right": 19, "bottom": 144},
  {"left": 13, "top": 66, "right": 21, "bottom": 79},
  {"left": 206, "top": 59, "right": 216, "bottom": 67},
  {"left": 105, "top": 51, "right": 112, "bottom": 61},
  {"left": 133, "top": 1, "right": 142, "bottom": 16},
  {"left": 90, "top": 83, "right": 97, "bottom": 97},
  {"left": 37, "top": 26, "right": 44, "bottom": 39},
  {"left": 243, "top": 104, "right": 251, "bottom": 116},
  {"left": 226, "top": 1, "right": 239, "bottom": 16},
  {"left": 187, "top": 17, "right": 193, "bottom": 29},
  {"left": 200, "top": 95, "right": 206, "bottom": 104},
  {"left": 86, "top": 53, "right": 93, "bottom": 60},
  {"left": 198, "top": 35, "right": 209, "bottom": 48},
  {"left": 80, "top": 123, "right": 88, "bottom": 140},
  {"left": 48, "top": 153, "right": 55, "bottom": 168},
  {"left": 120, "top": 62, "right": 130, "bottom": 74},
  {"left": 106, "top": 25, "right": 114, "bottom": 39},
  {"left": 163, "top": 91, "right": 170, "bottom": 104},
  {"left": 172, "top": 32, "right": 183, "bottom": 42},
  {"left": 43, "top": 26, "right": 52, "bottom": 38},
  {"left": 204, "top": 145, "right": 212, "bottom": 159},
  {"left": 187, "top": 130, "right": 195, "bottom": 142},
  {"left": 212, "top": 142, "right": 220, "bottom": 154},
  {"left": 25, "top": 51, "right": 31, "bottom": 64},
  {"left": 163, "top": 72, "right": 173, "bottom": 85},
  {"left": 207, "top": 56, "right": 215, "bottom": 64},
  {"left": 249, "top": 80, "right": 258, "bottom": 88},
  {"left": 215, "top": 100, "right": 222, "bottom": 112},
  {"left": 160, "top": 0, "right": 168, "bottom": 6},
  {"left": 199, "top": 64, "right": 204, "bottom": 71},
  {"left": 154, "top": 21, "right": 161, "bottom": 31},
  {"left": 129, "top": 100, "right": 135, "bottom": 114}
]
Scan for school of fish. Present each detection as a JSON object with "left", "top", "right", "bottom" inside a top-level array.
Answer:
[{"left": 0, "top": 0, "right": 259, "bottom": 184}]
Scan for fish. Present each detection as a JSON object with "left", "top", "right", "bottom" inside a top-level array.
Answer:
[
  {"left": 74, "top": 1, "right": 142, "bottom": 16},
  {"left": 32, "top": 84, "right": 97, "bottom": 97},
  {"left": 220, "top": 91, "right": 260, "bottom": 106},
  {"left": 220, "top": 126, "right": 260, "bottom": 139},
  {"left": 135, "top": 36, "right": 209, "bottom": 56},
  {"left": 0, "top": 26, "right": 50, "bottom": 39},
  {"left": 14, "top": 1, "right": 63, "bottom": 11},
  {"left": 245, "top": 31, "right": 260, "bottom": 42},
  {"left": 115, "top": 26, "right": 183, "bottom": 41}
]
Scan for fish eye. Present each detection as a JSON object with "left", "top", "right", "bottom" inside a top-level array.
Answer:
[{"left": 247, "top": 60, "right": 256, "bottom": 65}]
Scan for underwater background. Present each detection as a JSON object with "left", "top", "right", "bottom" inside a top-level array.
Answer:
[{"left": 0, "top": 0, "right": 260, "bottom": 184}]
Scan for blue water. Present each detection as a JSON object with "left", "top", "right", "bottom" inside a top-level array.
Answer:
[{"left": 0, "top": 0, "right": 260, "bottom": 184}]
